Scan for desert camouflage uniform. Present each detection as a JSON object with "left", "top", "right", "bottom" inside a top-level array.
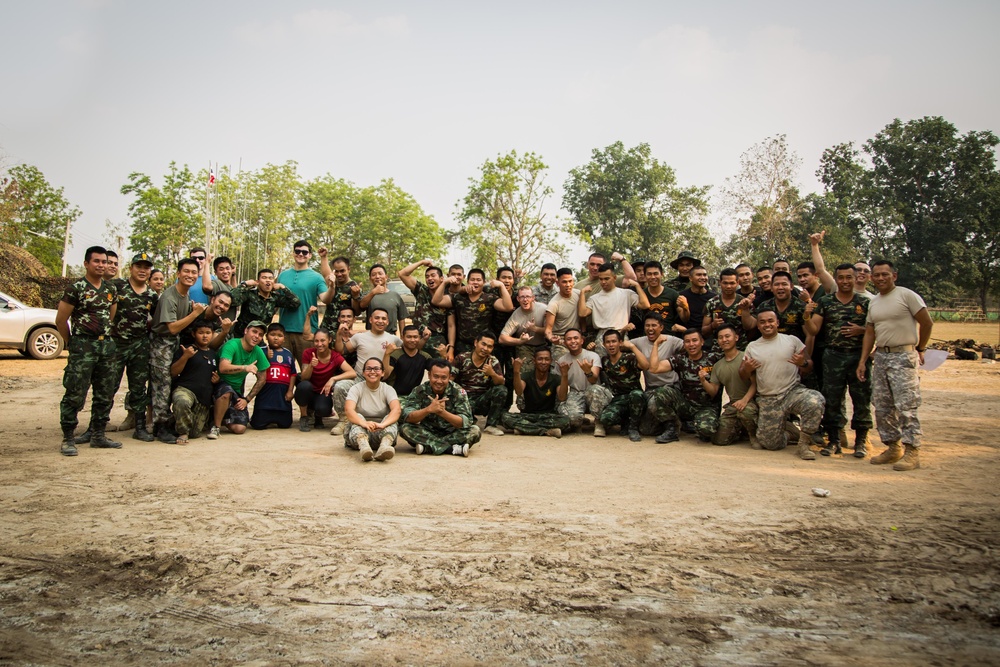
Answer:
[
  {"left": 558, "top": 384, "right": 613, "bottom": 428},
  {"left": 597, "top": 351, "right": 645, "bottom": 430},
  {"left": 650, "top": 350, "right": 723, "bottom": 440},
  {"left": 704, "top": 296, "right": 749, "bottom": 349},
  {"left": 814, "top": 293, "right": 873, "bottom": 441},
  {"left": 756, "top": 297, "right": 819, "bottom": 390},
  {"left": 229, "top": 285, "right": 301, "bottom": 339},
  {"left": 756, "top": 386, "right": 825, "bottom": 450},
  {"left": 345, "top": 423, "right": 399, "bottom": 449},
  {"left": 400, "top": 381, "right": 482, "bottom": 455},
  {"left": 872, "top": 351, "right": 922, "bottom": 447},
  {"left": 59, "top": 278, "right": 119, "bottom": 435},
  {"left": 409, "top": 282, "right": 451, "bottom": 356},
  {"left": 110, "top": 278, "right": 157, "bottom": 416}
]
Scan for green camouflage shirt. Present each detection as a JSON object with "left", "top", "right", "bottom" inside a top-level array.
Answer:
[
  {"left": 110, "top": 278, "right": 157, "bottom": 340},
  {"left": 409, "top": 281, "right": 450, "bottom": 338},
  {"left": 755, "top": 298, "right": 807, "bottom": 342},
  {"left": 452, "top": 292, "right": 500, "bottom": 345},
  {"left": 671, "top": 349, "right": 723, "bottom": 407},
  {"left": 451, "top": 352, "right": 502, "bottom": 398},
  {"left": 814, "top": 293, "right": 869, "bottom": 350},
  {"left": 599, "top": 351, "right": 643, "bottom": 396},
  {"left": 401, "top": 380, "right": 474, "bottom": 431},
  {"left": 229, "top": 286, "right": 301, "bottom": 339},
  {"left": 704, "top": 295, "right": 749, "bottom": 349},
  {"left": 319, "top": 280, "right": 360, "bottom": 329},
  {"left": 62, "top": 278, "right": 117, "bottom": 337}
]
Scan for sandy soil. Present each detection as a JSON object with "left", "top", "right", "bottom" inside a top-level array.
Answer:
[{"left": 1, "top": 341, "right": 998, "bottom": 665}]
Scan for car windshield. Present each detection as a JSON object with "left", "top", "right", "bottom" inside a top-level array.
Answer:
[{"left": 387, "top": 282, "right": 408, "bottom": 295}]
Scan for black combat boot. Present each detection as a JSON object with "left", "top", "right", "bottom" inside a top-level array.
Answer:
[{"left": 90, "top": 425, "right": 123, "bottom": 449}]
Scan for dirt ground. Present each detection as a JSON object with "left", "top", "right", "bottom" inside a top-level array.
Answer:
[{"left": 1, "top": 322, "right": 999, "bottom": 665}]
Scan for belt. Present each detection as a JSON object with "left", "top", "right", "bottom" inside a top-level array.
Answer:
[{"left": 876, "top": 344, "right": 915, "bottom": 353}]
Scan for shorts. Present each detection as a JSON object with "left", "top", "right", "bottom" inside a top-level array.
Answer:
[{"left": 213, "top": 383, "right": 249, "bottom": 426}]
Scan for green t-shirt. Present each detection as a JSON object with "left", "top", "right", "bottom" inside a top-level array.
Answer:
[
  {"left": 219, "top": 338, "right": 269, "bottom": 393},
  {"left": 709, "top": 350, "right": 751, "bottom": 403}
]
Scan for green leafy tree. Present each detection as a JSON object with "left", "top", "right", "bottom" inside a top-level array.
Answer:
[
  {"left": 563, "top": 142, "right": 714, "bottom": 265},
  {"left": 457, "top": 150, "right": 568, "bottom": 278},
  {"left": 0, "top": 164, "right": 81, "bottom": 274}
]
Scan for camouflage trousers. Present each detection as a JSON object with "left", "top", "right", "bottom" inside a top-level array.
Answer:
[
  {"left": 500, "top": 411, "right": 571, "bottom": 436},
  {"left": 332, "top": 378, "right": 364, "bottom": 420},
  {"left": 712, "top": 400, "right": 759, "bottom": 446},
  {"left": 111, "top": 336, "right": 151, "bottom": 415},
  {"left": 557, "top": 385, "right": 613, "bottom": 428},
  {"left": 649, "top": 386, "right": 719, "bottom": 441},
  {"left": 345, "top": 423, "right": 399, "bottom": 448},
  {"left": 821, "top": 348, "right": 873, "bottom": 437},
  {"left": 872, "top": 350, "right": 922, "bottom": 447},
  {"left": 638, "top": 388, "right": 668, "bottom": 435},
  {"left": 598, "top": 390, "right": 645, "bottom": 429},
  {"left": 171, "top": 386, "right": 211, "bottom": 438},
  {"left": 757, "top": 386, "right": 825, "bottom": 451},
  {"left": 59, "top": 336, "right": 118, "bottom": 433},
  {"left": 467, "top": 385, "right": 508, "bottom": 427},
  {"left": 150, "top": 336, "right": 179, "bottom": 425},
  {"left": 400, "top": 422, "right": 482, "bottom": 455}
]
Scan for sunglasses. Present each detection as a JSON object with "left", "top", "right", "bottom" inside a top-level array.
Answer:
[
  {"left": 294, "top": 249, "right": 310, "bottom": 256},
  {"left": 192, "top": 255, "right": 206, "bottom": 261}
]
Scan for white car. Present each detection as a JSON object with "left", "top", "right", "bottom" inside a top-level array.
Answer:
[{"left": 0, "top": 290, "right": 65, "bottom": 359}]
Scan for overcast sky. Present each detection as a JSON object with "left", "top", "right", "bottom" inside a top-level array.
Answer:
[{"left": 2, "top": 0, "right": 998, "bottom": 268}]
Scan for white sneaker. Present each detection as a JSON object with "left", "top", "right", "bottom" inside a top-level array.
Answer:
[
  {"left": 329, "top": 422, "right": 344, "bottom": 436},
  {"left": 484, "top": 426, "right": 504, "bottom": 437},
  {"left": 458, "top": 443, "right": 470, "bottom": 457},
  {"left": 415, "top": 444, "right": 425, "bottom": 455},
  {"left": 207, "top": 426, "right": 220, "bottom": 440}
]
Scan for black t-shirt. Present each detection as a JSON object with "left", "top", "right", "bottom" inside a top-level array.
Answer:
[
  {"left": 679, "top": 288, "right": 717, "bottom": 332},
  {"left": 521, "top": 371, "right": 561, "bottom": 413},
  {"left": 388, "top": 349, "right": 431, "bottom": 397},
  {"left": 172, "top": 347, "right": 218, "bottom": 406}
]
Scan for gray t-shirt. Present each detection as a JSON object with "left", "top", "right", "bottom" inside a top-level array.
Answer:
[
  {"left": 745, "top": 333, "right": 804, "bottom": 397},
  {"left": 348, "top": 330, "right": 403, "bottom": 375},
  {"left": 632, "top": 335, "right": 684, "bottom": 389},
  {"left": 364, "top": 290, "right": 408, "bottom": 335},
  {"left": 866, "top": 286, "right": 926, "bottom": 348},
  {"left": 346, "top": 381, "right": 399, "bottom": 420},
  {"left": 501, "top": 303, "right": 548, "bottom": 346},
  {"left": 556, "top": 350, "right": 602, "bottom": 392},
  {"left": 152, "top": 285, "right": 192, "bottom": 340},
  {"left": 546, "top": 290, "right": 581, "bottom": 336}
]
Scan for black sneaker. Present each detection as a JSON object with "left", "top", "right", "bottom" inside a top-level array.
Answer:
[{"left": 299, "top": 416, "right": 312, "bottom": 432}]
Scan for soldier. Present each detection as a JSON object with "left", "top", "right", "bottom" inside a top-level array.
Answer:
[
  {"left": 150, "top": 257, "right": 207, "bottom": 444},
  {"left": 755, "top": 267, "right": 774, "bottom": 302},
  {"left": 103, "top": 250, "right": 119, "bottom": 280},
  {"left": 703, "top": 268, "right": 754, "bottom": 350},
  {"left": 856, "top": 260, "right": 932, "bottom": 472},
  {"left": 804, "top": 263, "right": 873, "bottom": 457},
  {"left": 853, "top": 261, "right": 873, "bottom": 298},
  {"left": 648, "top": 328, "right": 722, "bottom": 443},
  {"left": 678, "top": 266, "right": 716, "bottom": 333},
  {"left": 501, "top": 348, "right": 570, "bottom": 438},
  {"left": 633, "top": 314, "right": 685, "bottom": 436},
  {"left": 317, "top": 250, "right": 361, "bottom": 327},
  {"left": 641, "top": 260, "right": 687, "bottom": 335},
  {"left": 543, "top": 268, "right": 582, "bottom": 363},
  {"left": 749, "top": 271, "right": 810, "bottom": 343},
  {"left": 736, "top": 263, "right": 764, "bottom": 303},
  {"left": 595, "top": 329, "right": 649, "bottom": 441},
  {"left": 358, "top": 263, "right": 408, "bottom": 335},
  {"left": 451, "top": 331, "right": 508, "bottom": 436},
  {"left": 384, "top": 325, "right": 432, "bottom": 397},
  {"left": 575, "top": 251, "right": 637, "bottom": 292},
  {"left": 742, "top": 309, "right": 825, "bottom": 460},
  {"left": 431, "top": 268, "right": 513, "bottom": 356},
  {"left": 705, "top": 324, "right": 760, "bottom": 448},
  {"left": 56, "top": 246, "right": 121, "bottom": 455},
  {"left": 499, "top": 286, "right": 548, "bottom": 373},
  {"left": 229, "top": 268, "right": 301, "bottom": 339},
  {"left": 556, "top": 328, "right": 612, "bottom": 434},
  {"left": 344, "top": 357, "right": 401, "bottom": 462},
  {"left": 202, "top": 255, "right": 237, "bottom": 320},
  {"left": 397, "top": 259, "right": 453, "bottom": 358},
  {"left": 666, "top": 251, "right": 700, "bottom": 292},
  {"left": 108, "top": 252, "right": 158, "bottom": 443},
  {"left": 578, "top": 262, "right": 649, "bottom": 357},
  {"left": 400, "top": 358, "right": 482, "bottom": 456},
  {"left": 532, "top": 263, "right": 559, "bottom": 305}
]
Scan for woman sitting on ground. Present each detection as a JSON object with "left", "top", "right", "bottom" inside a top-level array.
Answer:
[{"left": 344, "top": 357, "right": 401, "bottom": 462}]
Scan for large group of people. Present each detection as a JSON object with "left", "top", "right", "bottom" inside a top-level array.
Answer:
[{"left": 55, "top": 233, "right": 933, "bottom": 471}]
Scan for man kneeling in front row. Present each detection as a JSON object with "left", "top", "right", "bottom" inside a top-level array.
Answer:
[{"left": 399, "top": 359, "right": 482, "bottom": 456}]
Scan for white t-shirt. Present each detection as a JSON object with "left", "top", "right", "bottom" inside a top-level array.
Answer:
[
  {"left": 745, "top": 333, "right": 804, "bottom": 397},
  {"left": 866, "top": 286, "right": 926, "bottom": 347},
  {"left": 501, "top": 303, "right": 548, "bottom": 346},
  {"left": 632, "top": 335, "right": 684, "bottom": 389},
  {"left": 346, "top": 381, "right": 398, "bottom": 420},
  {"left": 546, "top": 289, "right": 581, "bottom": 336},
  {"left": 556, "top": 350, "right": 602, "bottom": 392},
  {"left": 586, "top": 287, "right": 638, "bottom": 330},
  {"left": 348, "top": 331, "right": 403, "bottom": 375}
]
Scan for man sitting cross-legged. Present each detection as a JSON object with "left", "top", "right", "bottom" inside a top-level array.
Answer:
[
  {"left": 400, "top": 359, "right": 482, "bottom": 457},
  {"left": 501, "top": 348, "right": 570, "bottom": 438},
  {"left": 451, "top": 330, "right": 508, "bottom": 437}
]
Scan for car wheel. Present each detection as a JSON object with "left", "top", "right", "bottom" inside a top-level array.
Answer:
[{"left": 27, "top": 327, "right": 64, "bottom": 360}]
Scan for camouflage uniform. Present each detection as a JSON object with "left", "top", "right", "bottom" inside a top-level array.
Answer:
[
  {"left": 501, "top": 371, "right": 570, "bottom": 435},
  {"left": 319, "top": 280, "right": 360, "bottom": 329},
  {"left": 452, "top": 292, "right": 500, "bottom": 354},
  {"left": 597, "top": 351, "right": 645, "bottom": 430},
  {"left": 59, "top": 278, "right": 119, "bottom": 435},
  {"left": 756, "top": 386, "right": 825, "bottom": 450},
  {"left": 872, "top": 351, "right": 922, "bottom": 447},
  {"left": 400, "top": 380, "right": 482, "bottom": 455},
  {"left": 229, "top": 285, "right": 301, "bottom": 339},
  {"left": 704, "top": 296, "right": 749, "bottom": 349},
  {"left": 755, "top": 297, "right": 819, "bottom": 390},
  {"left": 452, "top": 352, "right": 507, "bottom": 427},
  {"left": 345, "top": 423, "right": 399, "bottom": 449},
  {"left": 409, "top": 282, "right": 451, "bottom": 356},
  {"left": 814, "top": 293, "right": 873, "bottom": 440},
  {"left": 109, "top": 278, "right": 157, "bottom": 417},
  {"left": 171, "top": 386, "right": 211, "bottom": 438},
  {"left": 649, "top": 349, "right": 723, "bottom": 440},
  {"left": 710, "top": 350, "right": 759, "bottom": 446}
]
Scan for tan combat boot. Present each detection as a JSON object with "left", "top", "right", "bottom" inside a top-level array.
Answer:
[
  {"left": 354, "top": 432, "right": 374, "bottom": 461},
  {"left": 374, "top": 436, "right": 395, "bottom": 462},
  {"left": 870, "top": 441, "right": 903, "bottom": 465},
  {"left": 797, "top": 431, "right": 816, "bottom": 460},
  {"left": 892, "top": 444, "right": 920, "bottom": 471}
]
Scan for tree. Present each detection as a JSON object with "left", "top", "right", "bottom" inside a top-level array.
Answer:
[
  {"left": 457, "top": 150, "right": 567, "bottom": 278},
  {"left": 563, "top": 142, "right": 714, "bottom": 264},
  {"left": 0, "top": 164, "right": 81, "bottom": 275},
  {"left": 817, "top": 117, "right": 1000, "bottom": 308}
]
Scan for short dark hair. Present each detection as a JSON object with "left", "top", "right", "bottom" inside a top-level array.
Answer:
[
  {"left": 644, "top": 260, "right": 663, "bottom": 273},
  {"left": 267, "top": 322, "right": 286, "bottom": 334},
  {"left": 773, "top": 258, "right": 789, "bottom": 266},
  {"left": 719, "top": 268, "right": 738, "bottom": 279},
  {"left": 796, "top": 261, "right": 816, "bottom": 273},
  {"left": 363, "top": 357, "right": 384, "bottom": 371},
  {"left": 602, "top": 329, "right": 621, "bottom": 342},
  {"left": 369, "top": 263, "right": 386, "bottom": 276},
  {"left": 541, "top": 263, "right": 557, "bottom": 272},
  {"left": 105, "top": 250, "right": 118, "bottom": 260},
  {"left": 189, "top": 247, "right": 206, "bottom": 256},
  {"left": 314, "top": 327, "right": 332, "bottom": 340},
  {"left": 402, "top": 324, "right": 420, "bottom": 335},
  {"left": 564, "top": 327, "right": 583, "bottom": 339},
  {"left": 682, "top": 328, "right": 703, "bottom": 340},
  {"left": 293, "top": 240, "right": 312, "bottom": 251},
  {"left": 496, "top": 266, "right": 514, "bottom": 279},
  {"left": 632, "top": 261, "right": 645, "bottom": 271},
  {"left": 331, "top": 256, "right": 350, "bottom": 267},
  {"left": 149, "top": 269, "right": 164, "bottom": 279},
  {"left": 533, "top": 346, "right": 552, "bottom": 358},
  {"left": 557, "top": 267, "right": 574, "bottom": 278},
  {"left": 84, "top": 246, "right": 107, "bottom": 262},
  {"left": 716, "top": 323, "right": 737, "bottom": 337},
  {"left": 644, "top": 312, "right": 665, "bottom": 325},
  {"left": 339, "top": 305, "right": 355, "bottom": 316},
  {"left": 190, "top": 318, "right": 214, "bottom": 332},
  {"left": 448, "top": 264, "right": 464, "bottom": 273},
  {"left": 834, "top": 263, "right": 856, "bottom": 273},
  {"left": 771, "top": 270, "right": 793, "bottom": 284},
  {"left": 257, "top": 268, "right": 274, "bottom": 279},
  {"left": 427, "top": 358, "right": 451, "bottom": 373},
  {"left": 468, "top": 268, "right": 486, "bottom": 281},
  {"left": 214, "top": 256, "right": 232, "bottom": 271},
  {"left": 872, "top": 259, "right": 895, "bottom": 270},
  {"left": 474, "top": 330, "right": 496, "bottom": 344},
  {"left": 598, "top": 262, "right": 615, "bottom": 273},
  {"left": 370, "top": 307, "right": 390, "bottom": 319},
  {"left": 177, "top": 257, "right": 199, "bottom": 272},
  {"left": 756, "top": 308, "right": 779, "bottom": 320},
  {"left": 756, "top": 267, "right": 772, "bottom": 275},
  {"left": 589, "top": 252, "right": 606, "bottom": 262},
  {"left": 210, "top": 291, "right": 232, "bottom": 303},
  {"left": 735, "top": 263, "right": 751, "bottom": 271},
  {"left": 426, "top": 265, "right": 443, "bottom": 278}
]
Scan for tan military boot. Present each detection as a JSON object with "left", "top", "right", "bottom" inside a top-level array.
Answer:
[
  {"left": 797, "top": 431, "right": 816, "bottom": 460},
  {"left": 374, "top": 436, "right": 395, "bottom": 462},
  {"left": 892, "top": 444, "right": 920, "bottom": 471},
  {"left": 870, "top": 440, "right": 903, "bottom": 465}
]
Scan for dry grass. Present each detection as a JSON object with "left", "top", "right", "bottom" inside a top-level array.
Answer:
[{"left": 931, "top": 321, "right": 1000, "bottom": 345}]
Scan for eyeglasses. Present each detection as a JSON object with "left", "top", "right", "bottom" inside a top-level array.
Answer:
[
  {"left": 294, "top": 249, "right": 310, "bottom": 256},
  {"left": 363, "top": 367, "right": 382, "bottom": 372}
]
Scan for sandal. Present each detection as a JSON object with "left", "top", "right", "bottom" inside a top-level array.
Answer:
[{"left": 175, "top": 435, "right": 189, "bottom": 446}]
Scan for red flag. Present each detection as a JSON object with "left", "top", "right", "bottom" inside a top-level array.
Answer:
[{"left": 208, "top": 168, "right": 216, "bottom": 186}]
